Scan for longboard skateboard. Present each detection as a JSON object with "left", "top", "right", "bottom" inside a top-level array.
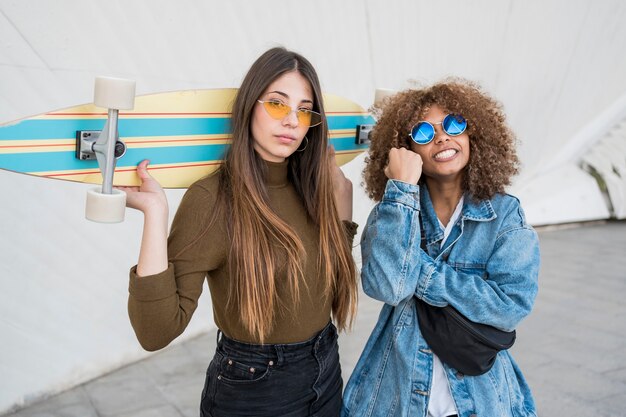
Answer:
[{"left": 0, "top": 89, "right": 374, "bottom": 189}]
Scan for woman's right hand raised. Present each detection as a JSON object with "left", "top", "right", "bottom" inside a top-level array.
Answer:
[
  {"left": 384, "top": 147, "right": 423, "bottom": 185},
  {"left": 117, "top": 160, "right": 168, "bottom": 215}
]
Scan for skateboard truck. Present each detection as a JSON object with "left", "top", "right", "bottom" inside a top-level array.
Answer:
[
  {"left": 76, "top": 131, "right": 126, "bottom": 161},
  {"left": 355, "top": 88, "right": 397, "bottom": 146},
  {"left": 356, "top": 124, "right": 373, "bottom": 145},
  {"left": 83, "top": 76, "right": 136, "bottom": 223}
]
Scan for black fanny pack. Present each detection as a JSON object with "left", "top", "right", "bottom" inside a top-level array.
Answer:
[{"left": 416, "top": 298, "right": 516, "bottom": 376}]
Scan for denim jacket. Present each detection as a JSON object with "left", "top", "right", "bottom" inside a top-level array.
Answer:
[{"left": 343, "top": 180, "right": 540, "bottom": 417}]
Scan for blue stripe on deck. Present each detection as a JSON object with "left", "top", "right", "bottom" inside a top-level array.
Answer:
[
  {"left": 1, "top": 139, "right": 368, "bottom": 173},
  {"left": 328, "top": 114, "right": 376, "bottom": 130},
  {"left": 0, "top": 145, "right": 230, "bottom": 173},
  {"left": 0, "top": 113, "right": 374, "bottom": 172},
  {"left": 0, "top": 118, "right": 232, "bottom": 140}
]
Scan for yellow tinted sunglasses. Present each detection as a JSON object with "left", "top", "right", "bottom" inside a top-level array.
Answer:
[{"left": 257, "top": 100, "right": 322, "bottom": 128}]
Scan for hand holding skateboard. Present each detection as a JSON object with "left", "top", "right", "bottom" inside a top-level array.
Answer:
[{"left": 116, "top": 159, "right": 168, "bottom": 216}]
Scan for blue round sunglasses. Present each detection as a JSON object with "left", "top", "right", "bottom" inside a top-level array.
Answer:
[{"left": 409, "top": 114, "right": 468, "bottom": 145}]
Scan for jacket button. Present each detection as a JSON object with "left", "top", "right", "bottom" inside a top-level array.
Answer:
[{"left": 456, "top": 371, "right": 464, "bottom": 379}]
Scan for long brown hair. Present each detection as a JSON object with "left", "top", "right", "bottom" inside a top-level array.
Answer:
[{"left": 217, "top": 47, "right": 357, "bottom": 342}]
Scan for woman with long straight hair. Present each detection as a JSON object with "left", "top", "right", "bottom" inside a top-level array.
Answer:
[{"left": 121, "top": 47, "right": 358, "bottom": 416}]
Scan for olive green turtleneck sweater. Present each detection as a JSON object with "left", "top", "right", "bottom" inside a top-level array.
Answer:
[{"left": 128, "top": 160, "right": 357, "bottom": 350}]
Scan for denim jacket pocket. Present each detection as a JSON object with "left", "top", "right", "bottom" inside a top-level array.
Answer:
[{"left": 449, "top": 262, "right": 488, "bottom": 279}]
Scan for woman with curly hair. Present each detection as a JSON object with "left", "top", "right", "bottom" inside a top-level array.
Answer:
[{"left": 343, "top": 79, "right": 540, "bottom": 417}]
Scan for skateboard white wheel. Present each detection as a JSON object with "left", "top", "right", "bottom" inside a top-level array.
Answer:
[
  {"left": 374, "top": 88, "right": 397, "bottom": 107},
  {"left": 94, "top": 76, "right": 136, "bottom": 110},
  {"left": 85, "top": 187, "right": 126, "bottom": 223}
]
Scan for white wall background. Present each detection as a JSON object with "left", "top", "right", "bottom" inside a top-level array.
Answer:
[{"left": 1, "top": 0, "right": 625, "bottom": 412}]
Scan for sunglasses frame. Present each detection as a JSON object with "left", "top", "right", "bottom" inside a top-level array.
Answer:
[
  {"left": 408, "top": 114, "right": 467, "bottom": 145},
  {"left": 257, "top": 99, "right": 322, "bottom": 128}
]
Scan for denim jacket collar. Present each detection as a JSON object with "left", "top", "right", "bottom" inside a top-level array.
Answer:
[{"left": 419, "top": 185, "right": 497, "bottom": 251}]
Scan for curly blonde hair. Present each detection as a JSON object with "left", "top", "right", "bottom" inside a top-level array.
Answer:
[{"left": 364, "top": 78, "right": 519, "bottom": 201}]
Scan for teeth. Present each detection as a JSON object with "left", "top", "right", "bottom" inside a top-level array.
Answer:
[{"left": 435, "top": 149, "right": 456, "bottom": 160}]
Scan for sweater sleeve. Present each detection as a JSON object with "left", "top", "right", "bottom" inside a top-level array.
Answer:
[{"left": 128, "top": 182, "right": 224, "bottom": 351}]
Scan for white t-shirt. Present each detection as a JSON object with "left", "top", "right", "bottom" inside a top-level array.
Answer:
[{"left": 427, "top": 196, "right": 463, "bottom": 417}]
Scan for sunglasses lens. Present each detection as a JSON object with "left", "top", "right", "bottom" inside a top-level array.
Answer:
[
  {"left": 298, "top": 110, "right": 321, "bottom": 127},
  {"left": 443, "top": 114, "right": 467, "bottom": 136},
  {"left": 411, "top": 122, "right": 435, "bottom": 144},
  {"left": 297, "top": 111, "right": 311, "bottom": 126},
  {"left": 262, "top": 101, "right": 290, "bottom": 119}
]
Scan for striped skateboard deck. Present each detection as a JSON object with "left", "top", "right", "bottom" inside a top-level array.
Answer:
[{"left": 0, "top": 89, "right": 373, "bottom": 188}]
